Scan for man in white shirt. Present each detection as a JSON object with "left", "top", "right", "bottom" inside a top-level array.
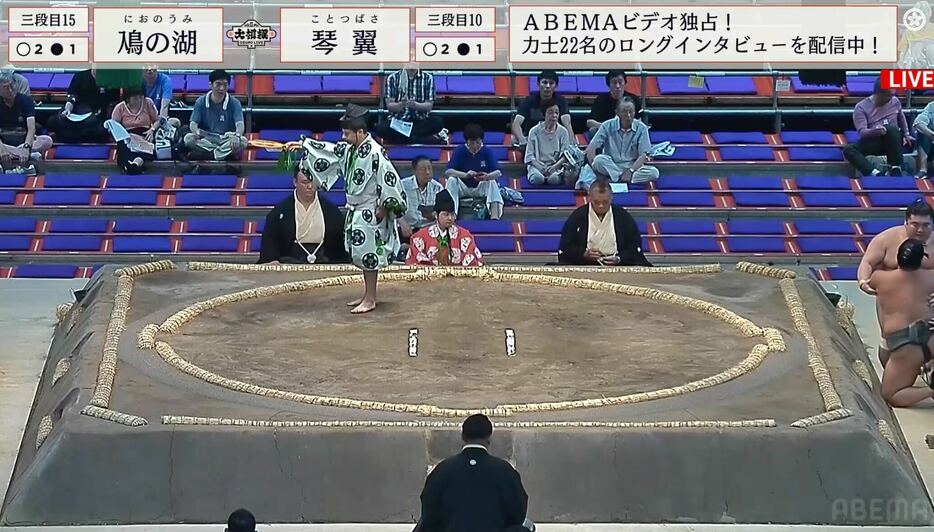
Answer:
[
  {"left": 399, "top": 155, "right": 443, "bottom": 240},
  {"left": 576, "top": 98, "right": 659, "bottom": 191}
]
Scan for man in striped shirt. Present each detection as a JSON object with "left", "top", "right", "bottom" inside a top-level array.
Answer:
[{"left": 376, "top": 64, "right": 445, "bottom": 145}]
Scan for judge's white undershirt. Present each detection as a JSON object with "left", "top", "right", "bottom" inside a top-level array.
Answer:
[
  {"left": 294, "top": 191, "right": 325, "bottom": 244},
  {"left": 462, "top": 443, "right": 488, "bottom": 451},
  {"left": 587, "top": 205, "right": 617, "bottom": 256}
]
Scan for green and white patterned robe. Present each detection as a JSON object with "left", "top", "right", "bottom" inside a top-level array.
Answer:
[{"left": 300, "top": 135, "right": 407, "bottom": 271}]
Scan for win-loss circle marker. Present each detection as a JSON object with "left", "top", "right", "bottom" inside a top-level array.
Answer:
[{"left": 457, "top": 42, "right": 470, "bottom": 56}]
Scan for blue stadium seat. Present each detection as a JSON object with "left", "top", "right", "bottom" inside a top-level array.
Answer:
[
  {"left": 650, "top": 131, "right": 703, "bottom": 144},
  {"left": 522, "top": 190, "right": 576, "bottom": 207},
  {"left": 273, "top": 76, "right": 321, "bottom": 94},
  {"left": 43, "top": 173, "right": 101, "bottom": 188},
  {"left": 14, "top": 264, "right": 78, "bottom": 278},
  {"left": 795, "top": 175, "right": 851, "bottom": 189},
  {"left": 524, "top": 219, "right": 566, "bottom": 234},
  {"left": 323, "top": 191, "right": 346, "bottom": 205},
  {"left": 322, "top": 75, "right": 372, "bottom": 93},
  {"left": 799, "top": 192, "right": 859, "bottom": 207},
  {"left": 660, "top": 237, "right": 719, "bottom": 252},
  {"left": 656, "top": 77, "right": 708, "bottom": 95},
  {"left": 33, "top": 190, "right": 92, "bottom": 205},
  {"left": 727, "top": 219, "right": 786, "bottom": 235},
  {"left": 0, "top": 235, "right": 31, "bottom": 251},
  {"left": 732, "top": 192, "right": 788, "bottom": 207},
  {"left": 572, "top": 76, "right": 605, "bottom": 94},
  {"left": 459, "top": 220, "right": 513, "bottom": 234},
  {"left": 186, "top": 218, "right": 245, "bottom": 233},
  {"left": 827, "top": 267, "right": 858, "bottom": 280},
  {"left": 612, "top": 191, "right": 648, "bottom": 207},
  {"left": 100, "top": 190, "right": 158, "bottom": 206},
  {"left": 780, "top": 131, "right": 835, "bottom": 144},
  {"left": 0, "top": 174, "right": 27, "bottom": 187},
  {"left": 321, "top": 131, "right": 343, "bottom": 142},
  {"left": 175, "top": 191, "right": 231, "bottom": 206},
  {"left": 798, "top": 236, "right": 857, "bottom": 253},
  {"left": 181, "top": 174, "right": 238, "bottom": 188},
  {"left": 439, "top": 76, "right": 495, "bottom": 95},
  {"left": 112, "top": 236, "right": 172, "bottom": 252},
  {"left": 791, "top": 76, "right": 842, "bottom": 93},
  {"left": 450, "top": 131, "right": 506, "bottom": 145},
  {"left": 719, "top": 147, "right": 774, "bottom": 161},
  {"left": 846, "top": 77, "right": 875, "bottom": 96},
  {"left": 250, "top": 236, "right": 261, "bottom": 251},
  {"left": 655, "top": 175, "right": 711, "bottom": 189},
  {"left": 866, "top": 192, "right": 924, "bottom": 207},
  {"left": 389, "top": 147, "right": 442, "bottom": 161},
  {"left": 668, "top": 147, "right": 708, "bottom": 161},
  {"left": 113, "top": 218, "right": 173, "bottom": 233},
  {"left": 794, "top": 219, "right": 854, "bottom": 235},
  {"left": 521, "top": 236, "right": 559, "bottom": 253},
  {"left": 860, "top": 219, "right": 900, "bottom": 236},
  {"left": 727, "top": 237, "right": 786, "bottom": 253},
  {"left": 53, "top": 145, "right": 110, "bottom": 160},
  {"left": 844, "top": 131, "right": 860, "bottom": 144},
  {"left": 487, "top": 146, "right": 509, "bottom": 161},
  {"left": 23, "top": 73, "right": 53, "bottom": 90},
  {"left": 48, "top": 73, "right": 73, "bottom": 90},
  {"left": 710, "top": 132, "right": 767, "bottom": 144},
  {"left": 42, "top": 235, "right": 102, "bottom": 251},
  {"left": 859, "top": 176, "right": 918, "bottom": 190},
  {"left": 253, "top": 219, "right": 266, "bottom": 233},
  {"left": 0, "top": 218, "right": 36, "bottom": 232},
  {"left": 658, "top": 219, "right": 716, "bottom": 235},
  {"left": 705, "top": 77, "right": 756, "bottom": 95},
  {"left": 247, "top": 174, "right": 294, "bottom": 189},
  {"left": 656, "top": 191, "right": 714, "bottom": 207},
  {"left": 476, "top": 236, "right": 515, "bottom": 252},
  {"left": 180, "top": 236, "right": 240, "bottom": 252},
  {"left": 49, "top": 219, "right": 109, "bottom": 233},
  {"left": 245, "top": 191, "right": 289, "bottom": 206},
  {"left": 726, "top": 175, "right": 783, "bottom": 190},
  {"left": 787, "top": 147, "right": 843, "bottom": 161},
  {"left": 106, "top": 174, "right": 163, "bottom": 188}
]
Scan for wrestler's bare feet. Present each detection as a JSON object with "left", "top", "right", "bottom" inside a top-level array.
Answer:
[
  {"left": 350, "top": 299, "right": 376, "bottom": 314},
  {"left": 347, "top": 297, "right": 364, "bottom": 307}
]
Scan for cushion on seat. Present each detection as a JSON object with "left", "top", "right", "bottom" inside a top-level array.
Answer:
[
  {"left": 727, "top": 219, "right": 786, "bottom": 235},
  {"left": 791, "top": 76, "right": 842, "bottom": 93},
  {"left": 14, "top": 264, "right": 78, "bottom": 278},
  {"left": 53, "top": 145, "right": 110, "bottom": 160},
  {"left": 43, "top": 173, "right": 101, "bottom": 188},
  {"left": 844, "top": 131, "right": 860, "bottom": 144},
  {"left": 799, "top": 191, "right": 859, "bottom": 207},
  {"left": 727, "top": 237, "right": 786, "bottom": 253},
  {"left": 794, "top": 219, "right": 854, "bottom": 234},
  {"left": 732, "top": 191, "right": 789, "bottom": 207},
  {"left": 650, "top": 131, "right": 703, "bottom": 144},
  {"left": 23, "top": 73, "right": 53, "bottom": 90},
  {"left": 48, "top": 73, "right": 74, "bottom": 91},
  {"left": 180, "top": 235, "right": 240, "bottom": 252},
  {"left": 33, "top": 190, "right": 92, "bottom": 205},
  {"left": 719, "top": 146, "right": 775, "bottom": 161},
  {"left": 442, "top": 76, "right": 495, "bottom": 94},
  {"left": 99, "top": 190, "right": 158, "bottom": 206},
  {"left": 710, "top": 132, "right": 767, "bottom": 144},
  {"left": 247, "top": 174, "right": 295, "bottom": 189},
  {"left": 49, "top": 219, "right": 109, "bottom": 233},
  {"left": 780, "top": 131, "right": 835, "bottom": 144},
  {"left": 181, "top": 174, "right": 237, "bottom": 189},
  {"left": 660, "top": 236, "right": 719, "bottom": 252},
  {"left": 105, "top": 174, "right": 164, "bottom": 188},
  {"left": 522, "top": 190, "right": 576, "bottom": 207},
  {"left": 866, "top": 192, "right": 923, "bottom": 207},
  {"left": 794, "top": 175, "right": 851, "bottom": 190},
  {"left": 245, "top": 191, "right": 289, "bottom": 206},
  {"left": 705, "top": 76, "right": 756, "bottom": 95},
  {"left": 175, "top": 191, "right": 231, "bottom": 206},
  {"left": 726, "top": 175, "right": 783, "bottom": 190},
  {"left": 657, "top": 77, "right": 708, "bottom": 95},
  {"left": 612, "top": 191, "right": 648, "bottom": 207},
  {"left": 798, "top": 236, "right": 857, "bottom": 253},
  {"left": 321, "top": 76, "right": 372, "bottom": 93},
  {"left": 112, "top": 218, "right": 173, "bottom": 233},
  {"left": 389, "top": 147, "right": 442, "bottom": 161},
  {"left": 658, "top": 219, "right": 716, "bottom": 235},
  {"left": 321, "top": 131, "right": 343, "bottom": 142},
  {"left": 459, "top": 220, "right": 513, "bottom": 234},
  {"left": 0, "top": 218, "right": 36, "bottom": 232},
  {"left": 475, "top": 236, "right": 515, "bottom": 252},
  {"left": 656, "top": 191, "right": 714, "bottom": 207},
  {"left": 860, "top": 219, "right": 901, "bottom": 235},
  {"left": 655, "top": 175, "right": 711, "bottom": 190},
  {"left": 524, "top": 219, "right": 566, "bottom": 234},
  {"left": 273, "top": 75, "right": 321, "bottom": 94},
  {"left": 112, "top": 236, "right": 172, "bottom": 252},
  {"left": 574, "top": 76, "right": 607, "bottom": 94},
  {"left": 0, "top": 174, "right": 27, "bottom": 187},
  {"left": 521, "top": 236, "right": 559, "bottom": 253},
  {"left": 827, "top": 266, "right": 858, "bottom": 280},
  {"left": 668, "top": 147, "right": 708, "bottom": 161},
  {"left": 42, "top": 235, "right": 102, "bottom": 251},
  {"left": 859, "top": 176, "right": 917, "bottom": 190},
  {"left": 0, "top": 235, "right": 31, "bottom": 251},
  {"left": 323, "top": 191, "right": 346, "bottom": 205},
  {"left": 787, "top": 147, "right": 843, "bottom": 161},
  {"left": 186, "top": 218, "right": 245, "bottom": 234}
]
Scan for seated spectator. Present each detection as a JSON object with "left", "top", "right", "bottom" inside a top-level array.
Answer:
[
  {"left": 142, "top": 64, "right": 173, "bottom": 119},
  {"left": 46, "top": 68, "right": 118, "bottom": 143},
  {"left": 576, "top": 98, "right": 659, "bottom": 191},
  {"left": 511, "top": 70, "right": 573, "bottom": 147},
  {"left": 406, "top": 190, "right": 484, "bottom": 267},
  {"left": 258, "top": 164, "right": 348, "bottom": 264},
  {"left": 1, "top": 65, "right": 30, "bottom": 96},
  {"left": 843, "top": 78, "right": 913, "bottom": 177},
  {"left": 525, "top": 100, "right": 582, "bottom": 186},
  {"left": 558, "top": 178, "right": 651, "bottom": 266},
  {"left": 105, "top": 86, "right": 160, "bottom": 174},
  {"left": 914, "top": 99, "right": 934, "bottom": 178},
  {"left": 0, "top": 71, "right": 51, "bottom": 175},
  {"left": 376, "top": 63, "right": 445, "bottom": 144},
  {"left": 400, "top": 155, "right": 444, "bottom": 241},
  {"left": 183, "top": 69, "right": 246, "bottom": 161},
  {"left": 445, "top": 123, "right": 504, "bottom": 220},
  {"left": 226, "top": 508, "right": 255, "bottom": 532},
  {"left": 586, "top": 70, "right": 641, "bottom": 138}
]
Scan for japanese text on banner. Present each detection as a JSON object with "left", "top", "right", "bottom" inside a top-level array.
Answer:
[
  {"left": 279, "top": 8, "right": 411, "bottom": 63},
  {"left": 508, "top": 6, "right": 897, "bottom": 63},
  {"left": 93, "top": 8, "right": 224, "bottom": 63}
]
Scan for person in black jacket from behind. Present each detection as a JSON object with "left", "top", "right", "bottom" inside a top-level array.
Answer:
[
  {"left": 558, "top": 177, "right": 652, "bottom": 266},
  {"left": 257, "top": 164, "right": 349, "bottom": 264},
  {"left": 417, "top": 414, "right": 530, "bottom": 532}
]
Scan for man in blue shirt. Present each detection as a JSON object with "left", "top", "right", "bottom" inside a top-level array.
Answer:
[
  {"left": 576, "top": 98, "right": 659, "bottom": 191},
  {"left": 183, "top": 69, "right": 246, "bottom": 161},
  {"left": 142, "top": 64, "right": 173, "bottom": 119},
  {"left": 444, "top": 123, "right": 504, "bottom": 220},
  {"left": 0, "top": 71, "right": 52, "bottom": 175}
]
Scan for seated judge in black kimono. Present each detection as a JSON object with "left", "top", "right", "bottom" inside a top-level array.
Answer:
[
  {"left": 257, "top": 165, "right": 349, "bottom": 264},
  {"left": 417, "top": 414, "right": 530, "bottom": 532},
  {"left": 558, "top": 178, "right": 652, "bottom": 266}
]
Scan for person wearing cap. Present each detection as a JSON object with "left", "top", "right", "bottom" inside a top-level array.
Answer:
[
  {"left": 300, "top": 103, "right": 407, "bottom": 314},
  {"left": 417, "top": 414, "right": 530, "bottom": 532},
  {"left": 405, "top": 189, "right": 484, "bottom": 267},
  {"left": 843, "top": 77, "right": 913, "bottom": 177},
  {"left": 257, "top": 164, "right": 348, "bottom": 265},
  {"left": 868, "top": 238, "right": 934, "bottom": 407}
]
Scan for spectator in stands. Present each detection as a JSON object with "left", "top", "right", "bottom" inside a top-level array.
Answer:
[
  {"left": 400, "top": 155, "right": 443, "bottom": 241},
  {"left": 843, "top": 78, "right": 913, "bottom": 177},
  {"left": 525, "top": 100, "right": 582, "bottom": 186},
  {"left": 0, "top": 71, "right": 51, "bottom": 176},
  {"left": 106, "top": 86, "right": 160, "bottom": 174},
  {"left": 46, "top": 68, "right": 117, "bottom": 143},
  {"left": 417, "top": 414, "right": 530, "bottom": 532},
  {"left": 406, "top": 190, "right": 484, "bottom": 267},
  {"left": 914, "top": 100, "right": 934, "bottom": 178},
  {"left": 1, "top": 65, "right": 30, "bottom": 96},
  {"left": 226, "top": 508, "right": 255, "bottom": 532},
  {"left": 377, "top": 63, "right": 445, "bottom": 144},
  {"left": 183, "top": 69, "right": 247, "bottom": 162},
  {"left": 512, "top": 70, "right": 573, "bottom": 147},
  {"left": 258, "top": 164, "right": 349, "bottom": 264},
  {"left": 586, "top": 70, "right": 640, "bottom": 138},
  {"left": 445, "top": 123, "right": 504, "bottom": 220},
  {"left": 558, "top": 178, "right": 651, "bottom": 266},
  {"left": 142, "top": 64, "right": 173, "bottom": 119},
  {"left": 576, "top": 98, "right": 658, "bottom": 190}
]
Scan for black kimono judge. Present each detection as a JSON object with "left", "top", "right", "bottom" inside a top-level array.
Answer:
[
  {"left": 416, "top": 415, "right": 530, "bottom": 532},
  {"left": 558, "top": 179, "right": 651, "bottom": 266},
  {"left": 257, "top": 165, "right": 349, "bottom": 264}
]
